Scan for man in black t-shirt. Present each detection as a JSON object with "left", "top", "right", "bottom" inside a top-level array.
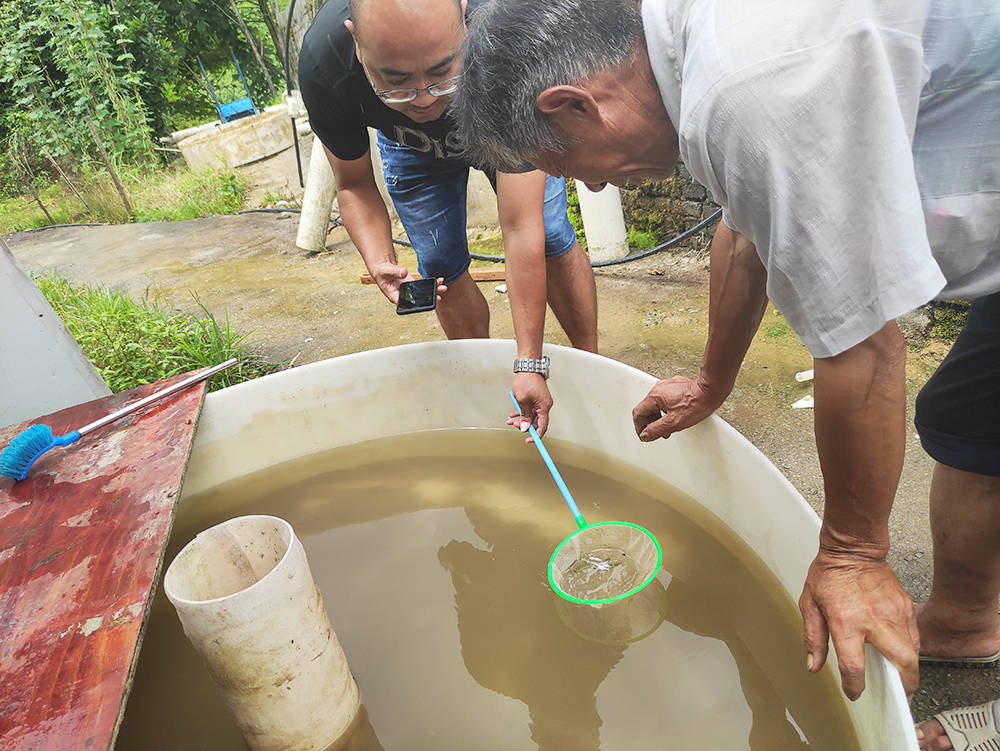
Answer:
[{"left": 298, "top": 0, "right": 598, "bottom": 438}]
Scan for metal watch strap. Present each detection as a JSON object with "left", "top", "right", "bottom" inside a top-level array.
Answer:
[{"left": 513, "top": 355, "right": 550, "bottom": 380}]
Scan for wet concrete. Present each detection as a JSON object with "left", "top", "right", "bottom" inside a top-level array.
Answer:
[{"left": 4, "top": 199, "right": 993, "bottom": 730}]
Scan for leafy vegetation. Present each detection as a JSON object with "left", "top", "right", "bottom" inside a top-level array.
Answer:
[
  {"left": 0, "top": 0, "right": 285, "bottom": 206},
  {"left": 0, "top": 167, "right": 245, "bottom": 232},
  {"left": 626, "top": 228, "right": 658, "bottom": 250},
  {"left": 564, "top": 180, "right": 586, "bottom": 246},
  {"left": 34, "top": 271, "right": 281, "bottom": 392}
]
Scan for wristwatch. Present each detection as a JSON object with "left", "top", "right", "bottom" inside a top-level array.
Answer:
[{"left": 513, "top": 355, "right": 550, "bottom": 380}]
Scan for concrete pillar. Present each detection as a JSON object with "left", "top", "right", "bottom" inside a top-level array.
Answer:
[
  {"left": 0, "top": 240, "right": 110, "bottom": 427},
  {"left": 295, "top": 138, "right": 336, "bottom": 252},
  {"left": 296, "top": 128, "right": 501, "bottom": 251},
  {"left": 575, "top": 180, "right": 628, "bottom": 262},
  {"left": 466, "top": 169, "right": 499, "bottom": 227}
]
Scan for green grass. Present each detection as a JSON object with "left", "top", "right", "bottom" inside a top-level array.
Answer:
[
  {"left": 130, "top": 170, "right": 244, "bottom": 223},
  {"left": 33, "top": 272, "right": 281, "bottom": 393},
  {"left": 763, "top": 323, "right": 791, "bottom": 339},
  {"left": 468, "top": 235, "right": 505, "bottom": 264},
  {"left": 0, "top": 181, "right": 86, "bottom": 231},
  {"left": 627, "top": 228, "right": 659, "bottom": 250},
  {"left": 762, "top": 309, "right": 792, "bottom": 340},
  {"left": 0, "top": 166, "right": 245, "bottom": 233}
]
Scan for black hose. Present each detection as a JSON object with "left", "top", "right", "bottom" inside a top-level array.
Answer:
[
  {"left": 17, "top": 207, "right": 717, "bottom": 266},
  {"left": 283, "top": 0, "right": 304, "bottom": 187},
  {"left": 590, "top": 208, "right": 721, "bottom": 267},
  {"left": 21, "top": 222, "right": 109, "bottom": 232},
  {"left": 468, "top": 208, "right": 722, "bottom": 268}
]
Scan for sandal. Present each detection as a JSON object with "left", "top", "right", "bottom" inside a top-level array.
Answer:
[
  {"left": 920, "top": 649, "right": 1000, "bottom": 669},
  {"left": 932, "top": 699, "right": 1000, "bottom": 751}
]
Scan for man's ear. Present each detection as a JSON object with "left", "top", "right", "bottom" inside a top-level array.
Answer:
[
  {"left": 536, "top": 85, "right": 600, "bottom": 135},
  {"left": 345, "top": 19, "right": 362, "bottom": 62}
]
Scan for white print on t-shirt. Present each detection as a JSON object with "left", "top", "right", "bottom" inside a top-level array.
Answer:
[{"left": 392, "top": 126, "right": 467, "bottom": 159}]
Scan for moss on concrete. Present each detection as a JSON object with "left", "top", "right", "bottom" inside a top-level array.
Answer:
[{"left": 929, "top": 301, "right": 970, "bottom": 340}]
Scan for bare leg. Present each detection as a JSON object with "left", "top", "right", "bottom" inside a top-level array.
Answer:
[
  {"left": 916, "top": 463, "right": 1000, "bottom": 749},
  {"left": 436, "top": 270, "right": 490, "bottom": 339},
  {"left": 544, "top": 243, "right": 598, "bottom": 353},
  {"left": 916, "top": 462, "right": 1000, "bottom": 658}
]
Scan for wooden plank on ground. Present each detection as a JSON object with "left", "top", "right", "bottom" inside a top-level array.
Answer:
[
  {"left": 0, "top": 371, "right": 209, "bottom": 751},
  {"left": 361, "top": 267, "right": 506, "bottom": 284}
]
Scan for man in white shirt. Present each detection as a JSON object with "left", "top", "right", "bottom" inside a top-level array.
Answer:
[{"left": 453, "top": 0, "right": 1000, "bottom": 743}]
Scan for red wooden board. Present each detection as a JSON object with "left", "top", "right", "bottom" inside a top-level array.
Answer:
[{"left": 0, "top": 371, "right": 209, "bottom": 751}]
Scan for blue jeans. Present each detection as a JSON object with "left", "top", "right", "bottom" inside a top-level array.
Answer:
[{"left": 377, "top": 131, "right": 578, "bottom": 285}]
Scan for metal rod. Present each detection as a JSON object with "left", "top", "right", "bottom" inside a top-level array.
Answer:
[
  {"left": 230, "top": 47, "right": 257, "bottom": 113},
  {"left": 283, "top": 0, "right": 304, "bottom": 186},
  {"left": 78, "top": 358, "right": 238, "bottom": 436},
  {"left": 197, "top": 55, "right": 223, "bottom": 111}
]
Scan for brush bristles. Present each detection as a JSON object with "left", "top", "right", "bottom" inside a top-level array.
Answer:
[{"left": 0, "top": 424, "right": 57, "bottom": 480}]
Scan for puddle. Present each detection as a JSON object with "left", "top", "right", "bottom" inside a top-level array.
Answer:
[{"left": 117, "top": 429, "right": 859, "bottom": 750}]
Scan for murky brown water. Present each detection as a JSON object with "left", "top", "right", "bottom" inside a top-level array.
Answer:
[{"left": 117, "top": 429, "right": 859, "bottom": 750}]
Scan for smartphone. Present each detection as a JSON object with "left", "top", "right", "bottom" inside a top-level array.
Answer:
[{"left": 395, "top": 277, "right": 438, "bottom": 315}]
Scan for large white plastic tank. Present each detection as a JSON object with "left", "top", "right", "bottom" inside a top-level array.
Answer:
[{"left": 181, "top": 340, "right": 917, "bottom": 751}]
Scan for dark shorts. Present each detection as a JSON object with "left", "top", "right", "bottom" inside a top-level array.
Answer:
[
  {"left": 914, "top": 292, "right": 1000, "bottom": 476},
  {"left": 376, "top": 131, "right": 578, "bottom": 285}
]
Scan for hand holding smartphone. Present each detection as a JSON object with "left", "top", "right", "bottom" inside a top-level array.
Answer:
[{"left": 395, "top": 277, "right": 438, "bottom": 315}]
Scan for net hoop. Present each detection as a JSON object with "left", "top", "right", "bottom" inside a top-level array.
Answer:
[{"left": 547, "top": 521, "right": 663, "bottom": 605}]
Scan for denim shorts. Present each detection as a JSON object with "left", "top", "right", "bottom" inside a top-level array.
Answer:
[
  {"left": 377, "top": 131, "right": 578, "bottom": 285},
  {"left": 914, "top": 292, "right": 1000, "bottom": 476}
]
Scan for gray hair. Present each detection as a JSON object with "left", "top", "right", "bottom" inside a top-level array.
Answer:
[{"left": 452, "top": 0, "right": 642, "bottom": 171}]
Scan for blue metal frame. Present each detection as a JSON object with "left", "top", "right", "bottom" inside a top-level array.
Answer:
[{"left": 197, "top": 51, "right": 258, "bottom": 123}]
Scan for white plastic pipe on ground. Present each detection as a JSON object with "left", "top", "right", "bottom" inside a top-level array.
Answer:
[
  {"left": 295, "top": 141, "right": 337, "bottom": 253},
  {"left": 164, "top": 515, "right": 360, "bottom": 751},
  {"left": 574, "top": 180, "right": 628, "bottom": 262}
]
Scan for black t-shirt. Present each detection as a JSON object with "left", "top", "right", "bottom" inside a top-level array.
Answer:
[{"left": 298, "top": 0, "right": 482, "bottom": 163}]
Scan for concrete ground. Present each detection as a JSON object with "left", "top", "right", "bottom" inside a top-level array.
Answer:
[{"left": 5, "top": 142, "right": 997, "bottom": 732}]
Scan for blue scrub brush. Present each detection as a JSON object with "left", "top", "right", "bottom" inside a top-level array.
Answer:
[{"left": 0, "top": 358, "right": 237, "bottom": 481}]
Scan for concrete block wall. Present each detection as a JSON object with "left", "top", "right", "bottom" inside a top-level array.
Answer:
[{"left": 677, "top": 161, "right": 721, "bottom": 223}]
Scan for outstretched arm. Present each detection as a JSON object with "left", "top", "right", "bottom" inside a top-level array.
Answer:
[
  {"left": 496, "top": 170, "right": 553, "bottom": 438},
  {"left": 633, "top": 220, "right": 767, "bottom": 439},
  {"left": 327, "top": 144, "right": 443, "bottom": 303},
  {"left": 802, "top": 321, "right": 919, "bottom": 699}
]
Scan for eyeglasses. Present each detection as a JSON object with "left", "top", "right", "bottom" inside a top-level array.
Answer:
[{"left": 373, "top": 75, "right": 461, "bottom": 104}]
